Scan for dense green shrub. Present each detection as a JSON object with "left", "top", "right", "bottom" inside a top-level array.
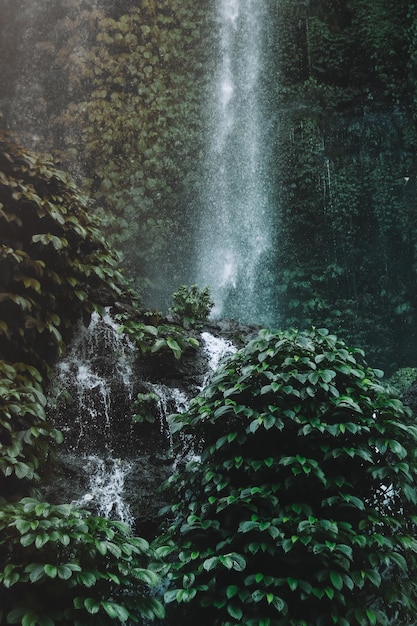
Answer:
[
  {"left": 0, "top": 498, "right": 164, "bottom": 625},
  {"left": 48, "top": 0, "right": 211, "bottom": 299},
  {"left": 117, "top": 315, "right": 200, "bottom": 360},
  {"left": 0, "top": 360, "right": 62, "bottom": 491},
  {"left": 171, "top": 285, "right": 214, "bottom": 327},
  {"left": 162, "top": 327, "right": 417, "bottom": 625},
  {"left": 0, "top": 131, "right": 126, "bottom": 489},
  {"left": 0, "top": 131, "right": 126, "bottom": 373}
]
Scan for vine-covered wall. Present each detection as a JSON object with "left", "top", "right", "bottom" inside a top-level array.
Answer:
[
  {"left": 270, "top": 0, "right": 417, "bottom": 371},
  {"left": 1, "top": 0, "right": 213, "bottom": 304},
  {"left": 1, "top": 0, "right": 416, "bottom": 371}
]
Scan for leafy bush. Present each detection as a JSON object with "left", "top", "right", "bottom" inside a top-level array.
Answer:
[
  {"left": 117, "top": 315, "right": 200, "bottom": 360},
  {"left": 162, "top": 327, "right": 417, "bottom": 625},
  {"left": 0, "top": 131, "right": 126, "bottom": 374},
  {"left": 0, "top": 361, "right": 62, "bottom": 489},
  {"left": 388, "top": 367, "right": 417, "bottom": 395},
  {"left": 133, "top": 391, "right": 159, "bottom": 425},
  {"left": 171, "top": 285, "right": 214, "bottom": 327},
  {"left": 0, "top": 131, "right": 128, "bottom": 490},
  {"left": 0, "top": 498, "right": 165, "bottom": 625},
  {"left": 0, "top": 133, "right": 165, "bottom": 626}
]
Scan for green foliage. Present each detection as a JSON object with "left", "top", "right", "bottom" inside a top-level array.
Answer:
[
  {"left": 0, "top": 497, "right": 165, "bottom": 625},
  {"left": 388, "top": 368, "right": 417, "bottom": 395},
  {"left": 0, "top": 360, "right": 62, "bottom": 487},
  {"left": 2, "top": 1, "right": 417, "bottom": 368},
  {"left": 133, "top": 391, "right": 159, "bottom": 424},
  {"left": 46, "top": 1, "right": 211, "bottom": 298},
  {"left": 0, "top": 133, "right": 163, "bottom": 626},
  {"left": 117, "top": 313, "right": 199, "bottom": 360},
  {"left": 0, "top": 131, "right": 130, "bottom": 491},
  {"left": 267, "top": 0, "right": 417, "bottom": 371},
  {"left": 171, "top": 285, "right": 214, "bottom": 327},
  {"left": 0, "top": 131, "right": 126, "bottom": 373},
  {"left": 162, "top": 327, "right": 417, "bottom": 625}
]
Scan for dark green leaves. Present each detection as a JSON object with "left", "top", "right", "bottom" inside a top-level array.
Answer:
[
  {"left": 0, "top": 499, "right": 164, "bottom": 625},
  {"left": 162, "top": 327, "right": 417, "bottom": 625}
]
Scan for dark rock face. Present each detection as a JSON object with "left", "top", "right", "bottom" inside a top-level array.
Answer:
[{"left": 43, "top": 313, "right": 254, "bottom": 537}]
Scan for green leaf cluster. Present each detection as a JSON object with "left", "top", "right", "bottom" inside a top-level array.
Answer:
[
  {"left": 0, "top": 360, "right": 61, "bottom": 487},
  {"left": 171, "top": 285, "right": 214, "bottom": 328},
  {"left": 161, "top": 327, "right": 417, "bottom": 625},
  {"left": 0, "top": 133, "right": 164, "bottom": 625},
  {"left": 0, "top": 131, "right": 126, "bottom": 373},
  {"left": 0, "top": 132, "right": 130, "bottom": 490},
  {"left": 268, "top": 0, "right": 417, "bottom": 370},
  {"left": 46, "top": 0, "right": 211, "bottom": 298},
  {"left": 118, "top": 314, "right": 199, "bottom": 360},
  {"left": 0, "top": 498, "right": 165, "bottom": 625},
  {"left": 133, "top": 391, "right": 159, "bottom": 424}
]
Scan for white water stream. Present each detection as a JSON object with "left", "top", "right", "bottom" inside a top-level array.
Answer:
[
  {"left": 48, "top": 315, "right": 238, "bottom": 527},
  {"left": 197, "top": 0, "right": 274, "bottom": 324},
  {"left": 201, "top": 331, "right": 236, "bottom": 385},
  {"left": 48, "top": 311, "right": 193, "bottom": 526}
]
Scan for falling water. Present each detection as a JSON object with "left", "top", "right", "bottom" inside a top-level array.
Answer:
[
  {"left": 72, "top": 456, "right": 134, "bottom": 526},
  {"left": 46, "top": 311, "right": 195, "bottom": 528},
  {"left": 201, "top": 331, "right": 236, "bottom": 385},
  {"left": 50, "top": 310, "right": 134, "bottom": 447},
  {"left": 46, "top": 311, "right": 138, "bottom": 524},
  {"left": 197, "top": 0, "right": 276, "bottom": 325}
]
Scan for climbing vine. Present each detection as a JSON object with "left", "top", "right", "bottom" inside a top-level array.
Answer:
[{"left": 271, "top": 0, "right": 417, "bottom": 371}]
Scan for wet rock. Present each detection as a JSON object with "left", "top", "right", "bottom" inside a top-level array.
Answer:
[{"left": 43, "top": 311, "right": 248, "bottom": 537}]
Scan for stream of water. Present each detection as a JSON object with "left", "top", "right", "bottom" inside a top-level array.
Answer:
[
  {"left": 47, "top": 318, "right": 238, "bottom": 526},
  {"left": 47, "top": 312, "right": 193, "bottom": 526},
  {"left": 197, "top": 0, "right": 276, "bottom": 324}
]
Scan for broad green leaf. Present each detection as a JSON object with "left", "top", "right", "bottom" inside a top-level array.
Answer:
[
  {"left": 227, "top": 603, "right": 243, "bottom": 620},
  {"left": 28, "top": 564, "right": 46, "bottom": 583},
  {"left": 44, "top": 564, "right": 57, "bottom": 578},
  {"left": 57, "top": 565, "right": 73, "bottom": 580},
  {"left": 329, "top": 571, "right": 343, "bottom": 590},
  {"left": 102, "top": 602, "right": 129, "bottom": 621},
  {"left": 84, "top": 598, "right": 100, "bottom": 614},
  {"left": 22, "top": 612, "right": 38, "bottom": 626},
  {"left": 226, "top": 585, "right": 239, "bottom": 599}
]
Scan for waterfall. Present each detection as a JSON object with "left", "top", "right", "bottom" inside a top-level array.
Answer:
[
  {"left": 197, "top": 0, "right": 277, "bottom": 325},
  {"left": 45, "top": 311, "right": 195, "bottom": 532},
  {"left": 49, "top": 310, "right": 135, "bottom": 451},
  {"left": 201, "top": 331, "right": 236, "bottom": 384},
  {"left": 46, "top": 311, "right": 139, "bottom": 524},
  {"left": 72, "top": 456, "right": 134, "bottom": 526}
]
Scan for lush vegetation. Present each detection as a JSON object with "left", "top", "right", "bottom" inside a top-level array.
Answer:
[
  {"left": 0, "top": 0, "right": 211, "bottom": 306},
  {"left": 170, "top": 284, "right": 214, "bottom": 328},
  {"left": 2, "top": 3, "right": 417, "bottom": 623},
  {"left": 162, "top": 327, "right": 417, "bottom": 625},
  {"left": 1, "top": 1, "right": 417, "bottom": 369},
  {"left": 0, "top": 499, "right": 163, "bottom": 626},
  {"left": 271, "top": 0, "right": 417, "bottom": 371},
  {"left": 0, "top": 130, "right": 126, "bottom": 492},
  {"left": 0, "top": 133, "right": 164, "bottom": 625}
]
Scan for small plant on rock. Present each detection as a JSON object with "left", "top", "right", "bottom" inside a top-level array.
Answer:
[
  {"left": 171, "top": 285, "right": 214, "bottom": 327},
  {"left": 161, "top": 327, "right": 417, "bottom": 625}
]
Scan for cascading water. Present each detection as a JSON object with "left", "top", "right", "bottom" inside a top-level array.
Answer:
[
  {"left": 197, "top": 0, "right": 277, "bottom": 325},
  {"left": 46, "top": 311, "right": 138, "bottom": 524},
  {"left": 45, "top": 310, "right": 199, "bottom": 533},
  {"left": 72, "top": 456, "right": 134, "bottom": 526},
  {"left": 201, "top": 331, "right": 236, "bottom": 386}
]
